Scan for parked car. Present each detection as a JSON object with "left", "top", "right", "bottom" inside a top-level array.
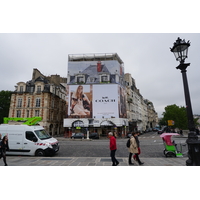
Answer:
[
  {"left": 71, "top": 133, "right": 85, "bottom": 139},
  {"left": 89, "top": 132, "right": 99, "bottom": 139},
  {"left": 157, "top": 126, "right": 167, "bottom": 134},
  {"left": 153, "top": 127, "right": 160, "bottom": 132}
]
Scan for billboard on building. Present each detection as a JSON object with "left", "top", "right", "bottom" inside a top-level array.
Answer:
[
  {"left": 67, "top": 60, "right": 124, "bottom": 85},
  {"left": 67, "top": 84, "right": 127, "bottom": 119},
  {"left": 67, "top": 84, "right": 93, "bottom": 118}
]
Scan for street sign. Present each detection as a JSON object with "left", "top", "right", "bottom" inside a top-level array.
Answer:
[{"left": 168, "top": 120, "right": 174, "bottom": 126}]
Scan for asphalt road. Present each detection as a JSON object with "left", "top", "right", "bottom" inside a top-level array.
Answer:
[{"left": 55, "top": 132, "right": 188, "bottom": 158}]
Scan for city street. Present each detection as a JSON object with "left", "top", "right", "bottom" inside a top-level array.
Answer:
[
  {"left": 55, "top": 132, "right": 188, "bottom": 158},
  {"left": 0, "top": 132, "right": 189, "bottom": 166}
]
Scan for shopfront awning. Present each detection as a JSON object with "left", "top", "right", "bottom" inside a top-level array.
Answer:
[{"left": 100, "top": 120, "right": 115, "bottom": 126}]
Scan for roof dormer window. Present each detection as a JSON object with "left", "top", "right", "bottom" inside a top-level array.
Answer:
[{"left": 76, "top": 75, "right": 85, "bottom": 84}]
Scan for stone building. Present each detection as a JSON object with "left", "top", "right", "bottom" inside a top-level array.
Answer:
[
  {"left": 124, "top": 73, "right": 158, "bottom": 132},
  {"left": 8, "top": 68, "right": 67, "bottom": 136},
  {"left": 64, "top": 53, "right": 129, "bottom": 137}
]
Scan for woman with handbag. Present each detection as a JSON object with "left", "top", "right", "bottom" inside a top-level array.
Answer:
[{"left": 128, "top": 132, "right": 144, "bottom": 165}]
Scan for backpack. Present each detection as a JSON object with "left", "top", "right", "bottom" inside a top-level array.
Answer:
[{"left": 126, "top": 138, "right": 130, "bottom": 148}]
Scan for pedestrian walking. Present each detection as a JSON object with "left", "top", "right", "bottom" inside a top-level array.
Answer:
[
  {"left": 128, "top": 132, "right": 144, "bottom": 165},
  {"left": 0, "top": 135, "right": 9, "bottom": 166},
  {"left": 133, "top": 132, "right": 141, "bottom": 161},
  {"left": 108, "top": 132, "right": 119, "bottom": 166}
]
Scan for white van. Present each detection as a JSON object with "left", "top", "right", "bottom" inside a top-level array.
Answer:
[{"left": 0, "top": 124, "right": 59, "bottom": 156}]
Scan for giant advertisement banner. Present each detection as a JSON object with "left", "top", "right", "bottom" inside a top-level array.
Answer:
[
  {"left": 93, "top": 84, "right": 118, "bottom": 118},
  {"left": 67, "top": 60, "right": 124, "bottom": 85},
  {"left": 67, "top": 84, "right": 127, "bottom": 119}
]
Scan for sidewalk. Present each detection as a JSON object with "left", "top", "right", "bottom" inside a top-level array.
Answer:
[{"left": 0, "top": 156, "right": 187, "bottom": 166}]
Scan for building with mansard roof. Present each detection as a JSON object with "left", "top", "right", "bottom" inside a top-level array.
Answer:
[{"left": 8, "top": 68, "right": 67, "bottom": 136}]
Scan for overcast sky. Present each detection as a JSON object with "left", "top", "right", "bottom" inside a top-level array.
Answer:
[
  {"left": 1, "top": 1, "right": 200, "bottom": 119},
  {"left": 1, "top": 33, "right": 199, "bottom": 118}
]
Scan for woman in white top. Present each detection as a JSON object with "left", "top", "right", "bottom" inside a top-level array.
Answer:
[{"left": 71, "top": 85, "right": 90, "bottom": 115}]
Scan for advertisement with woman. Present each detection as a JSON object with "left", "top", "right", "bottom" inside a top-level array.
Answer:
[{"left": 68, "top": 85, "right": 92, "bottom": 118}]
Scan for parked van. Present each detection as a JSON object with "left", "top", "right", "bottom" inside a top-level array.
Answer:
[{"left": 0, "top": 124, "right": 59, "bottom": 156}]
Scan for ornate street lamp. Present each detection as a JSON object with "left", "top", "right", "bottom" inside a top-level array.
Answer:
[{"left": 170, "top": 37, "right": 200, "bottom": 166}]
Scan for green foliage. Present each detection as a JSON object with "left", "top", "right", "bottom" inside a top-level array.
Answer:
[
  {"left": 162, "top": 104, "right": 188, "bottom": 129},
  {"left": 0, "top": 90, "right": 12, "bottom": 124}
]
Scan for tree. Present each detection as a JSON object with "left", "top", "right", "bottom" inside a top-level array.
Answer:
[
  {"left": 0, "top": 90, "right": 12, "bottom": 124},
  {"left": 162, "top": 104, "right": 188, "bottom": 129}
]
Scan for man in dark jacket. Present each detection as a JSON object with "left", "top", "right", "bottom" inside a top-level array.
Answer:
[{"left": 108, "top": 132, "right": 119, "bottom": 166}]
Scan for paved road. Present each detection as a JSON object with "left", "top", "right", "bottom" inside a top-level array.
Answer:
[
  {"left": 0, "top": 132, "right": 189, "bottom": 166},
  {"left": 55, "top": 132, "right": 188, "bottom": 158}
]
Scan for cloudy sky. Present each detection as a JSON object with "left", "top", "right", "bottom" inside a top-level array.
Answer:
[
  {"left": 0, "top": 33, "right": 199, "bottom": 118},
  {"left": 0, "top": 1, "right": 200, "bottom": 119}
]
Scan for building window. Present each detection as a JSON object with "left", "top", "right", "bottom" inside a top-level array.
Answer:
[
  {"left": 30, "top": 86, "right": 34, "bottom": 93},
  {"left": 35, "top": 110, "right": 40, "bottom": 117},
  {"left": 51, "top": 99, "right": 54, "bottom": 108},
  {"left": 16, "top": 110, "right": 21, "bottom": 117},
  {"left": 77, "top": 76, "right": 84, "bottom": 83},
  {"left": 27, "top": 97, "right": 30, "bottom": 107},
  {"left": 27, "top": 110, "right": 29, "bottom": 118},
  {"left": 17, "top": 98, "right": 22, "bottom": 107},
  {"left": 101, "top": 75, "right": 108, "bottom": 82},
  {"left": 19, "top": 86, "right": 23, "bottom": 92},
  {"left": 35, "top": 98, "right": 40, "bottom": 107},
  {"left": 37, "top": 85, "right": 41, "bottom": 92}
]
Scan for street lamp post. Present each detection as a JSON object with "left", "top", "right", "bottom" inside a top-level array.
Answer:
[{"left": 170, "top": 37, "right": 200, "bottom": 166}]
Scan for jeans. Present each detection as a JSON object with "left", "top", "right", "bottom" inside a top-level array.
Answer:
[{"left": 110, "top": 149, "right": 119, "bottom": 166}]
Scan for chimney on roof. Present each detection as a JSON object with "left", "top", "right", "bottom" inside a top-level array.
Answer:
[{"left": 97, "top": 61, "right": 102, "bottom": 72}]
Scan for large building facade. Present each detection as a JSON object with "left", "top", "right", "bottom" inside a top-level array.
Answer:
[
  {"left": 124, "top": 73, "right": 158, "bottom": 132},
  {"left": 8, "top": 54, "right": 158, "bottom": 137},
  {"left": 64, "top": 53, "right": 129, "bottom": 137},
  {"left": 8, "top": 68, "right": 67, "bottom": 136}
]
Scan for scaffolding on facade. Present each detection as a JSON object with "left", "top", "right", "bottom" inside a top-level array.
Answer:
[{"left": 68, "top": 53, "right": 124, "bottom": 65}]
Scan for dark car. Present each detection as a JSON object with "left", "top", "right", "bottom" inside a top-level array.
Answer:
[
  {"left": 71, "top": 133, "right": 85, "bottom": 139},
  {"left": 89, "top": 132, "right": 99, "bottom": 139},
  {"left": 157, "top": 126, "right": 167, "bottom": 134},
  {"left": 153, "top": 127, "right": 160, "bottom": 132}
]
